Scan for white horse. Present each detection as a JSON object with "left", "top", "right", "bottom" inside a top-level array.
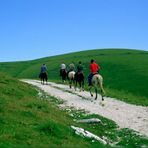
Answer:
[
  {"left": 89, "top": 74, "right": 105, "bottom": 100},
  {"left": 68, "top": 71, "right": 76, "bottom": 90}
]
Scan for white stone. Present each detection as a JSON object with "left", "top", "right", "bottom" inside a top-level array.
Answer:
[{"left": 71, "top": 126, "right": 107, "bottom": 145}]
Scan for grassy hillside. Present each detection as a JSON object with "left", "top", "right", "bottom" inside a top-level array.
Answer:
[
  {"left": 0, "top": 49, "right": 148, "bottom": 105},
  {"left": 1, "top": 73, "right": 148, "bottom": 148},
  {"left": 0, "top": 73, "right": 105, "bottom": 148}
]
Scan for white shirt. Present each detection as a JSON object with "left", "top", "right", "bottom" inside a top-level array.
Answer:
[{"left": 60, "top": 63, "right": 66, "bottom": 69}]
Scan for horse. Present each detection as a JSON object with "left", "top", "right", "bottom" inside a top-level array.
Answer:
[
  {"left": 75, "top": 72, "right": 84, "bottom": 91},
  {"left": 60, "top": 69, "right": 67, "bottom": 82},
  {"left": 68, "top": 71, "right": 76, "bottom": 90},
  {"left": 89, "top": 74, "right": 105, "bottom": 100},
  {"left": 39, "top": 72, "right": 48, "bottom": 85}
]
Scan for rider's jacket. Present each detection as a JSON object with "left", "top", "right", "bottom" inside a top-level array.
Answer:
[
  {"left": 90, "top": 62, "right": 99, "bottom": 74},
  {"left": 77, "top": 64, "right": 83, "bottom": 73},
  {"left": 41, "top": 65, "right": 47, "bottom": 73}
]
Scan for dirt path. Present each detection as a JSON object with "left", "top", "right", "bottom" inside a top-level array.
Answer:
[{"left": 23, "top": 80, "right": 148, "bottom": 137}]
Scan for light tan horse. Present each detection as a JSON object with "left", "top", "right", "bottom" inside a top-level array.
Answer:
[
  {"left": 89, "top": 74, "right": 105, "bottom": 100},
  {"left": 68, "top": 71, "right": 76, "bottom": 90}
]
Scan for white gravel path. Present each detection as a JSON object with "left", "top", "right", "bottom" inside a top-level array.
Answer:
[{"left": 22, "top": 79, "right": 148, "bottom": 137}]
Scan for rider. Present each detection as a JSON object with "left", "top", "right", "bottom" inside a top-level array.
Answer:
[
  {"left": 76, "top": 61, "right": 84, "bottom": 83},
  {"left": 67, "top": 62, "right": 75, "bottom": 79},
  {"left": 88, "top": 59, "right": 100, "bottom": 86},
  {"left": 60, "top": 62, "right": 66, "bottom": 76},
  {"left": 68, "top": 62, "right": 75, "bottom": 72},
  {"left": 41, "top": 64, "right": 47, "bottom": 73},
  {"left": 76, "top": 61, "right": 84, "bottom": 74},
  {"left": 39, "top": 64, "right": 48, "bottom": 78}
]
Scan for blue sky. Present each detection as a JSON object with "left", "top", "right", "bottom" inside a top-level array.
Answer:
[{"left": 0, "top": 0, "right": 148, "bottom": 62}]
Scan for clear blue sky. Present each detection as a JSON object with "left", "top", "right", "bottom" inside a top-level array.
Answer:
[{"left": 0, "top": 0, "right": 148, "bottom": 62}]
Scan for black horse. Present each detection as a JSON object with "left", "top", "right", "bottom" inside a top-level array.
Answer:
[
  {"left": 60, "top": 69, "right": 67, "bottom": 82},
  {"left": 39, "top": 72, "right": 48, "bottom": 85},
  {"left": 75, "top": 72, "right": 84, "bottom": 91}
]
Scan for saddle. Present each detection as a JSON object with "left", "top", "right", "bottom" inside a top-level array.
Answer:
[{"left": 94, "top": 72, "right": 99, "bottom": 75}]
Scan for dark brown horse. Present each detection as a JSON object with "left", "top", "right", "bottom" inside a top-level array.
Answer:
[
  {"left": 60, "top": 69, "right": 67, "bottom": 82},
  {"left": 75, "top": 72, "right": 84, "bottom": 91},
  {"left": 39, "top": 72, "right": 48, "bottom": 85}
]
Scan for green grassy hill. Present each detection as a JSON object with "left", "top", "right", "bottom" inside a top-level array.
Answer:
[{"left": 0, "top": 49, "right": 148, "bottom": 105}]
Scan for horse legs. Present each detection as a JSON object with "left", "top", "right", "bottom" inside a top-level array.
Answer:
[
  {"left": 79, "top": 82, "right": 82, "bottom": 92},
  {"left": 46, "top": 78, "right": 48, "bottom": 85},
  {"left": 101, "top": 91, "right": 104, "bottom": 101},
  {"left": 69, "top": 80, "right": 72, "bottom": 89},
  {"left": 41, "top": 78, "right": 43, "bottom": 85},
  {"left": 89, "top": 86, "right": 98, "bottom": 100},
  {"left": 75, "top": 80, "right": 77, "bottom": 91},
  {"left": 100, "top": 89, "right": 104, "bottom": 101},
  {"left": 82, "top": 79, "right": 84, "bottom": 91},
  {"left": 43, "top": 78, "right": 44, "bottom": 85},
  {"left": 99, "top": 82, "right": 105, "bottom": 101},
  {"left": 69, "top": 79, "right": 72, "bottom": 89},
  {"left": 63, "top": 74, "right": 66, "bottom": 83},
  {"left": 77, "top": 81, "right": 81, "bottom": 92},
  {"left": 62, "top": 76, "right": 64, "bottom": 83},
  {"left": 69, "top": 79, "right": 74, "bottom": 89},
  {"left": 63, "top": 79, "right": 65, "bottom": 83},
  {"left": 73, "top": 79, "right": 76, "bottom": 91},
  {"left": 95, "top": 88, "right": 98, "bottom": 100},
  {"left": 89, "top": 86, "right": 93, "bottom": 97}
]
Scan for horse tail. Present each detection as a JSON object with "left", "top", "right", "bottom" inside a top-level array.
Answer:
[{"left": 97, "top": 75, "right": 105, "bottom": 94}]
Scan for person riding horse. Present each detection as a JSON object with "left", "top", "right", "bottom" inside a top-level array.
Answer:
[
  {"left": 60, "top": 63, "right": 66, "bottom": 75},
  {"left": 75, "top": 61, "right": 85, "bottom": 91},
  {"left": 76, "top": 61, "right": 83, "bottom": 74},
  {"left": 88, "top": 59, "right": 105, "bottom": 100},
  {"left": 67, "top": 62, "right": 76, "bottom": 88},
  {"left": 39, "top": 64, "right": 48, "bottom": 84},
  {"left": 67, "top": 62, "right": 75, "bottom": 78},
  {"left": 60, "top": 62, "right": 67, "bottom": 82},
  {"left": 88, "top": 59, "right": 100, "bottom": 86},
  {"left": 69, "top": 62, "right": 75, "bottom": 72}
]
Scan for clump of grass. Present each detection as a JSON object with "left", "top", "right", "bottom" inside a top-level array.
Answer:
[{"left": 37, "top": 120, "right": 69, "bottom": 138}]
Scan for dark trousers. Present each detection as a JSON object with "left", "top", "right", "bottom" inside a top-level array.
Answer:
[
  {"left": 88, "top": 72, "right": 99, "bottom": 85},
  {"left": 88, "top": 73, "right": 94, "bottom": 85}
]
